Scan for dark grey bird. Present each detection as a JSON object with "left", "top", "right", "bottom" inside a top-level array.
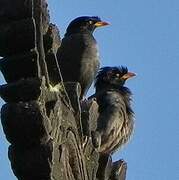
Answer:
[
  {"left": 57, "top": 16, "right": 109, "bottom": 99},
  {"left": 91, "top": 66, "right": 136, "bottom": 154}
]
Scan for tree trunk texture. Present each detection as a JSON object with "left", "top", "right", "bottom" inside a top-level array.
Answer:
[{"left": 0, "top": 0, "right": 127, "bottom": 180}]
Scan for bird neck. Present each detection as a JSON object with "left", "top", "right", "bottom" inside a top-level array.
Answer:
[
  {"left": 96, "top": 84, "right": 127, "bottom": 93},
  {"left": 96, "top": 84, "right": 134, "bottom": 116},
  {"left": 118, "top": 86, "right": 133, "bottom": 114},
  {"left": 95, "top": 83, "right": 120, "bottom": 92},
  {"left": 65, "top": 28, "right": 93, "bottom": 37}
]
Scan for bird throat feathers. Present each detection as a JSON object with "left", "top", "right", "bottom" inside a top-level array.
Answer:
[
  {"left": 65, "top": 26, "right": 95, "bottom": 37},
  {"left": 96, "top": 85, "right": 134, "bottom": 116}
]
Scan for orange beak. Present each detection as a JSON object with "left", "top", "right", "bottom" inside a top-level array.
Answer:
[
  {"left": 121, "top": 72, "right": 136, "bottom": 80},
  {"left": 94, "top": 21, "right": 110, "bottom": 27}
]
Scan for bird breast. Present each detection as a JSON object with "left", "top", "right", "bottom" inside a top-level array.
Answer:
[
  {"left": 96, "top": 91, "right": 134, "bottom": 154},
  {"left": 57, "top": 32, "right": 100, "bottom": 97}
]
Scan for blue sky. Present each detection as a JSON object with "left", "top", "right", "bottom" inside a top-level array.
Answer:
[{"left": 1, "top": 0, "right": 179, "bottom": 179}]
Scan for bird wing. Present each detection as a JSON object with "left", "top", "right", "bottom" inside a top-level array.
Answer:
[
  {"left": 96, "top": 91, "right": 126, "bottom": 137},
  {"left": 95, "top": 91, "right": 131, "bottom": 153},
  {"left": 57, "top": 33, "right": 100, "bottom": 96},
  {"left": 57, "top": 34, "right": 86, "bottom": 80}
]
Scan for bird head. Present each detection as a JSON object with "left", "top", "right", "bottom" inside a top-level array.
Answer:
[
  {"left": 65, "top": 16, "right": 109, "bottom": 36},
  {"left": 95, "top": 66, "right": 136, "bottom": 90}
]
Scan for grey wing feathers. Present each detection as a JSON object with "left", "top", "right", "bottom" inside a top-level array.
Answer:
[{"left": 97, "top": 92, "right": 125, "bottom": 135}]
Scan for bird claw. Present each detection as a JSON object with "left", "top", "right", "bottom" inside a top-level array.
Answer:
[
  {"left": 91, "top": 131, "right": 101, "bottom": 150},
  {"left": 82, "top": 136, "right": 91, "bottom": 150},
  {"left": 49, "top": 83, "right": 65, "bottom": 92}
]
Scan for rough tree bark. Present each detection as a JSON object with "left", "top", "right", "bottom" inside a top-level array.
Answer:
[{"left": 0, "top": 1, "right": 127, "bottom": 180}]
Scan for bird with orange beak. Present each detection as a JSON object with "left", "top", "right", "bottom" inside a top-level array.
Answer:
[
  {"left": 91, "top": 66, "right": 136, "bottom": 154},
  {"left": 57, "top": 16, "right": 109, "bottom": 99}
]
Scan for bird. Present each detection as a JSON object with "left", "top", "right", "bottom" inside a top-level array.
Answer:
[
  {"left": 90, "top": 66, "right": 136, "bottom": 154},
  {"left": 57, "top": 16, "right": 109, "bottom": 99}
]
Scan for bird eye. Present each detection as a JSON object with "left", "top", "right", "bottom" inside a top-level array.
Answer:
[
  {"left": 116, "top": 73, "right": 120, "bottom": 77},
  {"left": 89, "top": 20, "right": 93, "bottom": 24}
]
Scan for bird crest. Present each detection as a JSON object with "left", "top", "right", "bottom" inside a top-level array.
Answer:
[
  {"left": 94, "top": 66, "right": 129, "bottom": 88},
  {"left": 68, "top": 16, "right": 102, "bottom": 26},
  {"left": 65, "top": 16, "right": 109, "bottom": 36}
]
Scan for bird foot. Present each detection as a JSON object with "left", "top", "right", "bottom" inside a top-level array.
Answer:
[
  {"left": 49, "top": 83, "right": 64, "bottom": 92},
  {"left": 91, "top": 131, "right": 101, "bottom": 150},
  {"left": 82, "top": 136, "right": 88, "bottom": 147}
]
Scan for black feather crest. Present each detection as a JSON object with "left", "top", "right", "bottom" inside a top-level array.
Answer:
[
  {"left": 94, "top": 66, "right": 128, "bottom": 88},
  {"left": 66, "top": 16, "right": 101, "bottom": 33},
  {"left": 69, "top": 16, "right": 101, "bottom": 25}
]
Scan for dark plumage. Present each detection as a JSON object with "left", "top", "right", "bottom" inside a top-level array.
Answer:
[
  {"left": 92, "top": 66, "right": 136, "bottom": 154},
  {"left": 57, "top": 16, "right": 109, "bottom": 99}
]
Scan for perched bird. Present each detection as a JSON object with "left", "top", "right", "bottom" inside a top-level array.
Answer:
[
  {"left": 57, "top": 16, "right": 109, "bottom": 99},
  {"left": 91, "top": 66, "right": 136, "bottom": 154}
]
